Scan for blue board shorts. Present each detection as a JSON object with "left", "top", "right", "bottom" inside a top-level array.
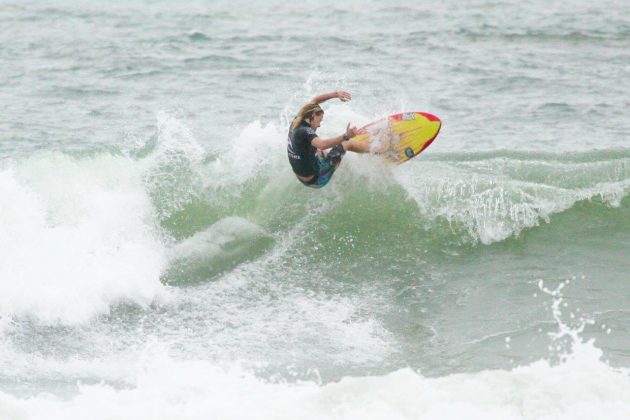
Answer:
[{"left": 300, "top": 144, "right": 346, "bottom": 188}]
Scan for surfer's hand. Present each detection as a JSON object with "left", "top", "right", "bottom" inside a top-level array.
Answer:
[
  {"left": 337, "top": 91, "right": 352, "bottom": 102},
  {"left": 345, "top": 123, "right": 359, "bottom": 139}
]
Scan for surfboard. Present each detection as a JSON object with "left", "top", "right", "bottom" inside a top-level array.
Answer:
[{"left": 353, "top": 112, "right": 441, "bottom": 164}]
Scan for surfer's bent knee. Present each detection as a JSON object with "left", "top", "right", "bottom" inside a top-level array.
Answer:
[{"left": 343, "top": 140, "right": 369, "bottom": 154}]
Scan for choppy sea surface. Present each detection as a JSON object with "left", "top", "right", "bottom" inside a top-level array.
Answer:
[{"left": 2, "top": 1, "right": 630, "bottom": 419}]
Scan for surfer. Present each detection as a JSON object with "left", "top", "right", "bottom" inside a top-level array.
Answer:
[{"left": 287, "top": 91, "right": 369, "bottom": 188}]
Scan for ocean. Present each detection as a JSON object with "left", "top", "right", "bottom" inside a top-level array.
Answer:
[{"left": 2, "top": 0, "right": 630, "bottom": 419}]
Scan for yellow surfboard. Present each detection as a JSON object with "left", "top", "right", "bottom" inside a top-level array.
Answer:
[{"left": 353, "top": 112, "right": 442, "bottom": 164}]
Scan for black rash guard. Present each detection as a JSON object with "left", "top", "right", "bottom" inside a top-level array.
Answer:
[{"left": 287, "top": 119, "right": 319, "bottom": 177}]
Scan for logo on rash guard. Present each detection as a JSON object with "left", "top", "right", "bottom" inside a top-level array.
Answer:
[{"left": 287, "top": 136, "right": 301, "bottom": 160}]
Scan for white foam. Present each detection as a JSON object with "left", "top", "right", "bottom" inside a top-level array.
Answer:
[
  {"left": 0, "top": 153, "right": 168, "bottom": 325},
  {"left": 1, "top": 339, "right": 629, "bottom": 420},
  {"left": 201, "top": 281, "right": 395, "bottom": 365}
]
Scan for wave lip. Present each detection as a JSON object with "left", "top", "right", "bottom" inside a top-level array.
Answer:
[{"left": 395, "top": 154, "right": 630, "bottom": 244}]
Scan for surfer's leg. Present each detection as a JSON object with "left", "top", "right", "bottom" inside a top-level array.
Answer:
[
  {"left": 325, "top": 144, "right": 346, "bottom": 167},
  {"left": 343, "top": 139, "right": 370, "bottom": 153},
  {"left": 305, "top": 152, "right": 340, "bottom": 188}
]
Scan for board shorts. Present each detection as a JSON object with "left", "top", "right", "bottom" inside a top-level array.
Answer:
[{"left": 300, "top": 144, "right": 346, "bottom": 189}]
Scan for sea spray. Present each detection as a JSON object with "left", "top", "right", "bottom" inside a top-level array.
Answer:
[
  {"left": 538, "top": 278, "right": 597, "bottom": 364},
  {"left": 142, "top": 112, "right": 206, "bottom": 221}
]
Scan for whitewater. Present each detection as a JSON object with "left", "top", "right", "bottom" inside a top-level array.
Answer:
[{"left": 2, "top": 1, "right": 630, "bottom": 419}]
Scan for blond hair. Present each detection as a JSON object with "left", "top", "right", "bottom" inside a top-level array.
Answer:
[{"left": 291, "top": 101, "right": 324, "bottom": 130}]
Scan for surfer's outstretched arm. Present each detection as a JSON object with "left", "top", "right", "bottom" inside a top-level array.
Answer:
[
  {"left": 293, "top": 91, "right": 351, "bottom": 126},
  {"left": 311, "top": 91, "right": 351, "bottom": 104}
]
